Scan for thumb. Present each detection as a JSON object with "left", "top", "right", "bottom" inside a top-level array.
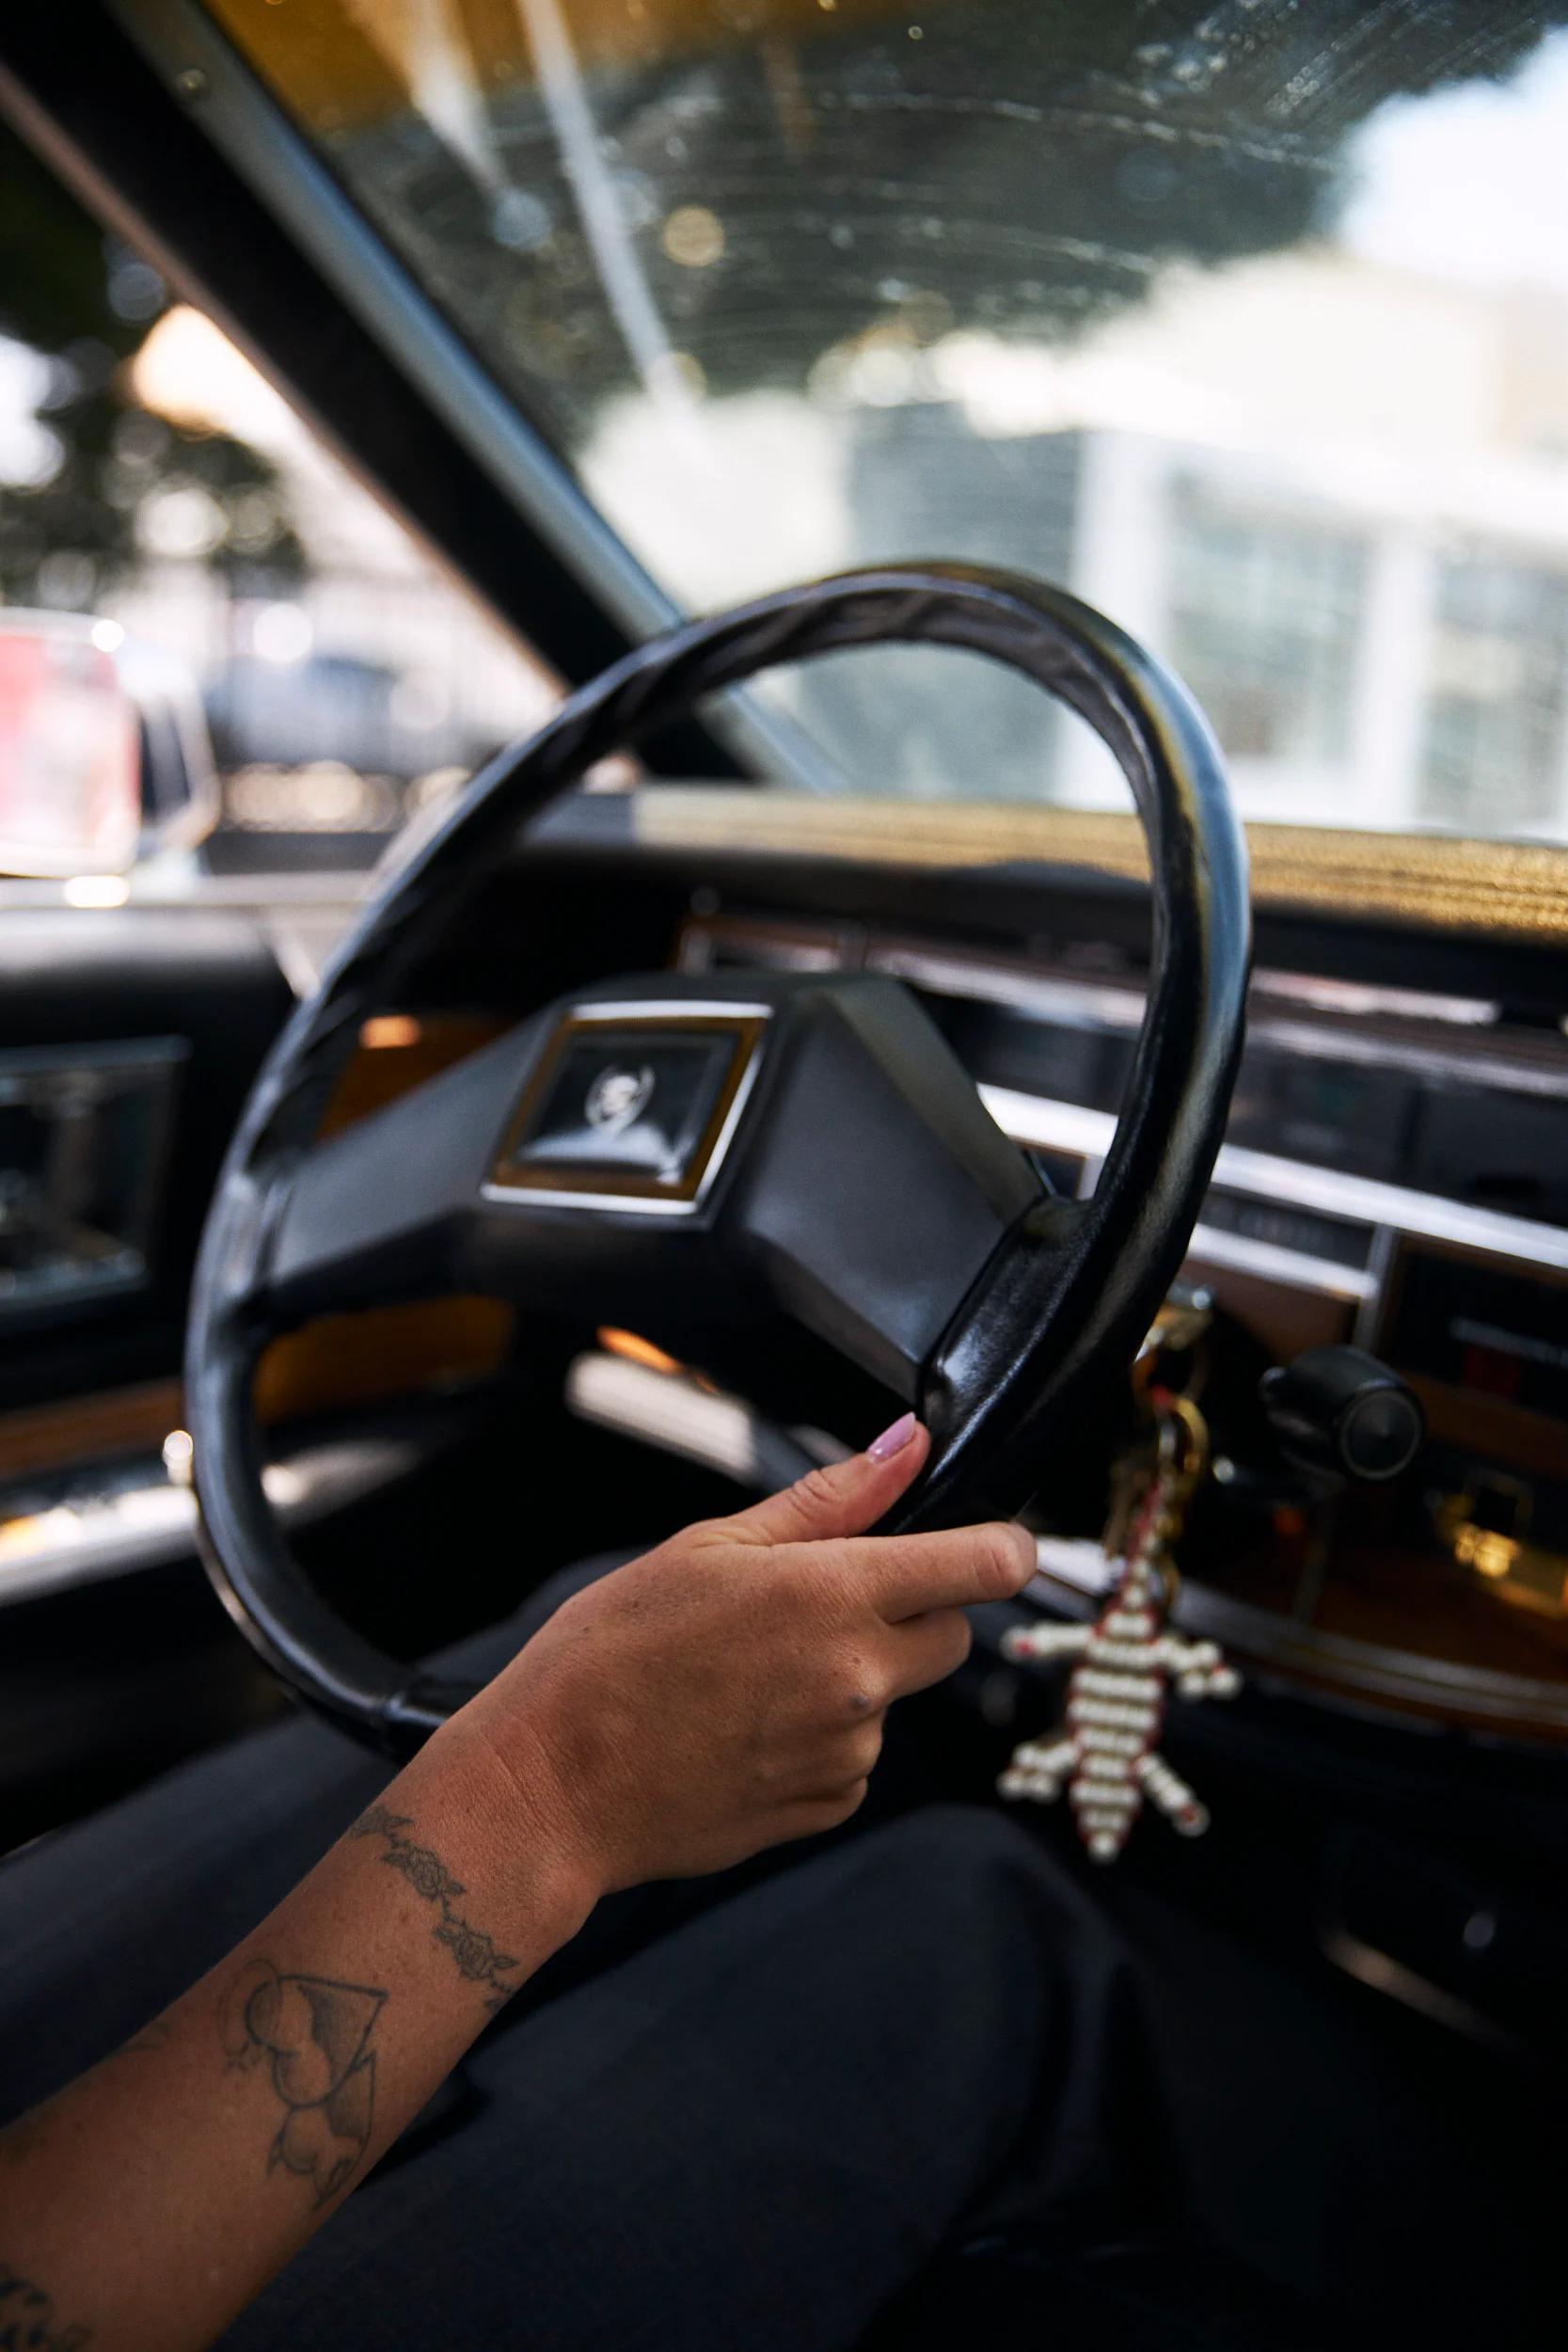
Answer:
[{"left": 721, "top": 1413, "right": 930, "bottom": 1548}]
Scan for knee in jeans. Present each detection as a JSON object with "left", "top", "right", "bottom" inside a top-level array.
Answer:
[
  {"left": 855, "top": 1804, "right": 1128, "bottom": 1974},
  {"left": 867, "top": 1801, "right": 1053, "bottom": 1885}
]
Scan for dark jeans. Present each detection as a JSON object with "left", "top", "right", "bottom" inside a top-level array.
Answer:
[{"left": 0, "top": 1563, "right": 1540, "bottom": 2349}]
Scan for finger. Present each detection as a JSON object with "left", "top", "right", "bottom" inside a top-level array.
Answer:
[
  {"left": 818, "top": 1519, "right": 1037, "bottom": 1622},
  {"left": 882, "top": 1607, "right": 974, "bottom": 1698},
  {"left": 809, "top": 1718, "right": 886, "bottom": 1787},
  {"left": 718, "top": 1414, "right": 930, "bottom": 1549},
  {"left": 777, "top": 1780, "right": 872, "bottom": 1839},
  {"left": 759, "top": 1706, "right": 884, "bottom": 1789}
]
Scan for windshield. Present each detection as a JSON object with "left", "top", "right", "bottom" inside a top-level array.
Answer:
[{"left": 206, "top": 0, "right": 1568, "bottom": 844}]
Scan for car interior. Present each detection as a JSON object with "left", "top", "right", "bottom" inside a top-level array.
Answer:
[{"left": 2, "top": 1, "right": 1567, "bottom": 2342}]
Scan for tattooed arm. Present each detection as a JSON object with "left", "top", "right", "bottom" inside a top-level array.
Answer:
[
  {"left": 0, "top": 1422, "right": 1032, "bottom": 2350},
  {"left": 0, "top": 1719, "right": 598, "bottom": 2352}
]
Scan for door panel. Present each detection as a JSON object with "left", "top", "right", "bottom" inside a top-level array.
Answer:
[
  {"left": 0, "top": 906, "right": 293, "bottom": 1847},
  {"left": 0, "top": 907, "right": 293, "bottom": 1419}
]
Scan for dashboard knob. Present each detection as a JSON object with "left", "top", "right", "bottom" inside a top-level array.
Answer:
[{"left": 1259, "top": 1345, "right": 1424, "bottom": 1484}]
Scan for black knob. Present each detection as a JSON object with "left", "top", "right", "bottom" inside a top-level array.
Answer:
[{"left": 1259, "top": 1345, "right": 1424, "bottom": 1484}]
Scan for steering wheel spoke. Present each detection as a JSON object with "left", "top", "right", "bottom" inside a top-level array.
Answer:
[
  {"left": 257, "top": 1026, "right": 547, "bottom": 1327},
  {"left": 716, "top": 972, "right": 1044, "bottom": 1393}
]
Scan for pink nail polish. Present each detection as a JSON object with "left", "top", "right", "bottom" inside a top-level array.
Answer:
[{"left": 867, "top": 1411, "right": 918, "bottom": 1462}]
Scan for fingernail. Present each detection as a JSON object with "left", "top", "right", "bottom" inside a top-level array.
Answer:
[{"left": 867, "top": 1411, "right": 918, "bottom": 1462}]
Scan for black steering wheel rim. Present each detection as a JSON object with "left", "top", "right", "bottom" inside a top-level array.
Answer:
[{"left": 185, "top": 564, "right": 1249, "bottom": 1755}]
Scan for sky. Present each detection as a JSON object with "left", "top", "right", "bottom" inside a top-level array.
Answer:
[{"left": 1340, "top": 27, "right": 1568, "bottom": 295}]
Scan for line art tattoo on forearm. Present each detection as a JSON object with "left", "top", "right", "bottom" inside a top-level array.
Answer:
[
  {"left": 219, "top": 1958, "right": 386, "bottom": 2206},
  {"left": 348, "top": 1804, "right": 522, "bottom": 2011},
  {"left": 0, "top": 2260, "right": 92, "bottom": 2348}
]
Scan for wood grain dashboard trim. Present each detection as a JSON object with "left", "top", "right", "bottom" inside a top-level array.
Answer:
[
  {"left": 633, "top": 789, "right": 1568, "bottom": 943},
  {"left": 0, "top": 1379, "right": 183, "bottom": 1483}
]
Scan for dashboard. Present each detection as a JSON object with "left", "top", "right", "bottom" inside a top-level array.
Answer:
[
  {"left": 663, "top": 892, "right": 1568, "bottom": 1742},
  {"left": 4, "top": 793, "right": 1567, "bottom": 1759}
]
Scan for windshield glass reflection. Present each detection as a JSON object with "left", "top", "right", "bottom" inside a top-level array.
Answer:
[{"left": 211, "top": 0, "right": 1568, "bottom": 842}]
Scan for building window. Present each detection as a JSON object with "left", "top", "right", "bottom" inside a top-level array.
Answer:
[
  {"left": 1420, "top": 556, "right": 1568, "bottom": 836},
  {"left": 778, "top": 409, "right": 1085, "bottom": 800},
  {"left": 1167, "top": 485, "right": 1367, "bottom": 771}
]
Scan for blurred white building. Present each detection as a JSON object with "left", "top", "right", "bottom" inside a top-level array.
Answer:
[{"left": 589, "top": 244, "right": 1568, "bottom": 839}]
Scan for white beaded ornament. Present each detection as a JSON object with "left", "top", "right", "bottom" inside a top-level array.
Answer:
[{"left": 998, "top": 1439, "right": 1240, "bottom": 1863}]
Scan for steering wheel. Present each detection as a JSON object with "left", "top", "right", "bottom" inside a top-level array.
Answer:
[{"left": 186, "top": 564, "right": 1249, "bottom": 1756}]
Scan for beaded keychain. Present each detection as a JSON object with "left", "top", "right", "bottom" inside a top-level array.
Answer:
[{"left": 998, "top": 1391, "right": 1241, "bottom": 1861}]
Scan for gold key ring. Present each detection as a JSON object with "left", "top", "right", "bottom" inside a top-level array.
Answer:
[
  {"left": 1153, "top": 1387, "right": 1209, "bottom": 1490},
  {"left": 1144, "top": 1388, "right": 1210, "bottom": 1603}
]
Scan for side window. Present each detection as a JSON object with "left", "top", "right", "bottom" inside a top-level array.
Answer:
[{"left": 0, "top": 119, "right": 558, "bottom": 878}]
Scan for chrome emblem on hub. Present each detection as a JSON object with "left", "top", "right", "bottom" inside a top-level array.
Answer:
[{"left": 585, "top": 1063, "right": 656, "bottom": 1136}]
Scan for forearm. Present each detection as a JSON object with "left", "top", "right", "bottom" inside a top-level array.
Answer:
[
  {"left": 0, "top": 1423, "right": 1028, "bottom": 2348},
  {"left": 0, "top": 1719, "right": 596, "bottom": 2352}
]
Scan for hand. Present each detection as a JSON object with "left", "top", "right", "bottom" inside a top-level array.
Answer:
[{"left": 455, "top": 1416, "right": 1036, "bottom": 1898}]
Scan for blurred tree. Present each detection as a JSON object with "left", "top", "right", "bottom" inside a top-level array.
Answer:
[{"left": 0, "top": 116, "right": 303, "bottom": 610}]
